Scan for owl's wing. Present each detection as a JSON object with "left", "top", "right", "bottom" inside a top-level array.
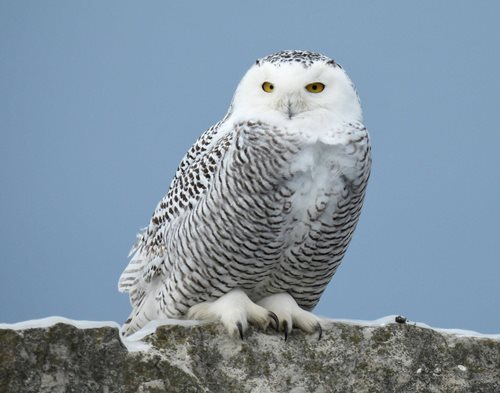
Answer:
[
  {"left": 170, "top": 119, "right": 226, "bottom": 190},
  {"left": 118, "top": 120, "right": 233, "bottom": 309}
]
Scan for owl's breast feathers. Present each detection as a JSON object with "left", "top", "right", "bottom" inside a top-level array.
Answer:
[
  {"left": 120, "top": 119, "right": 370, "bottom": 317},
  {"left": 220, "top": 121, "right": 371, "bottom": 309}
]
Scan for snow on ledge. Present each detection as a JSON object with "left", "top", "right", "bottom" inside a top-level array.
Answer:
[
  {"left": 325, "top": 315, "right": 500, "bottom": 340},
  {"left": 1, "top": 315, "right": 498, "bottom": 352},
  {"left": 0, "top": 316, "right": 120, "bottom": 331}
]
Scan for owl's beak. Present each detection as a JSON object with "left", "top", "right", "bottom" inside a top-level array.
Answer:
[
  {"left": 286, "top": 100, "right": 294, "bottom": 119},
  {"left": 279, "top": 94, "right": 303, "bottom": 119}
]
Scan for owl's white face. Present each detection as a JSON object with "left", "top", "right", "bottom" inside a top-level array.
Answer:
[{"left": 230, "top": 58, "right": 363, "bottom": 127}]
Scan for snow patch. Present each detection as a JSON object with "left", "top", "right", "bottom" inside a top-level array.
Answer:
[
  {"left": 1, "top": 314, "right": 498, "bottom": 353},
  {"left": 324, "top": 315, "right": 500, "bottom": 340},
  {"left": 0, "top": 316, "right": 119, "bottom": 331},
  {"left": 0, "top": 316, "right": 203, "bottom": 353}
]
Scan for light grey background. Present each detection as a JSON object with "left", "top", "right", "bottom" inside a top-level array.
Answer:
[{"left": 1, "top": 1, "right": 499, "bottom": 333}]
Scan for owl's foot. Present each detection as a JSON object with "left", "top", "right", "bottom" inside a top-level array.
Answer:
[
  {"left": 187, "top": 288, "right": 279, "bottom": 339},
  {"left": 257, "top": 293, "right": 322, "bottom": 341}
]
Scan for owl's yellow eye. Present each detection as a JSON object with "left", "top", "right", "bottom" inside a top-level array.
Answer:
[
  {"left": 305, "top": 82, "right": 325, "bottom": 93},
  {"left": 262, "top": 82, "right": 274, "bottom": 93}
]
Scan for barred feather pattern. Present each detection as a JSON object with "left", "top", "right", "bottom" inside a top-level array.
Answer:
[{"left": 119, "top": 117, "right": 371, "bottom": 335}]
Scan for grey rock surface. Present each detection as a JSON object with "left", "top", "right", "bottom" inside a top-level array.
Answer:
[{"left": 1, "top": 320, "right": 499, "bottom": 393}]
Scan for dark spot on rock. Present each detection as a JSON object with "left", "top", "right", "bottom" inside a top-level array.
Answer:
[{"left": 395, "top": 316, "right": 407, "bottom": 324}]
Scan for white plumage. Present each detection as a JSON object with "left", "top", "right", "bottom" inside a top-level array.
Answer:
[{"left": 119, "top": 50, "right": 371, "bottom": 338}]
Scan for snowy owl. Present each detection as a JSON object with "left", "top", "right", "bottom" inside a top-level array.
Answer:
[{"left": 119, "top": 50, "right": 371, "bottom": 339}]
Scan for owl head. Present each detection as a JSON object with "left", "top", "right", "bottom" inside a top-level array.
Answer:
[{"left": 230, "top": 50, "right": 362, "bottom": 126}]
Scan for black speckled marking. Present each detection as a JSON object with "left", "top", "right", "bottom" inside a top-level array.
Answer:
[{"left": 256, "top": 50, "right": 341, "bottom": 68}]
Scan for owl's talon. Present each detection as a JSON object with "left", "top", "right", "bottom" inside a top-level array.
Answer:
[
  {"left": 257, "top": 293, "right": 322, "bottom": 340},
  {"left": 283, "top": 320, "right": 289, "bottom": 341},
  {"left": 236, "top": 321, "right": 244, "bottom": 340},
  {"left": 317, "top": 322, "right": 323, "bottom": 341},
  {"left": 268, "top": 311, "right": 279, "bottom": 332},
  {"left": 187, "top": 289, "right": 275, "bottom": 338}
]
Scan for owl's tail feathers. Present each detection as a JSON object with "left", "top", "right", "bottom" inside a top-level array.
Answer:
[
  {"left": 119, "top": 275, "right": 167, "bottom": 337},
  {"left": 118, "top": 244, "right": 144, "bottom": 294},
  {"left": 120, "top": 309, "right": 149, "bottom": 337},
  {"left": 120, "top": 289, "right": 161, "bottom": 336},
  {"left": 118, "top": 241, "right": 167, "bottom": 336},
  {"left": 118, "top": 264, "right": 141, "bottom": 294}
]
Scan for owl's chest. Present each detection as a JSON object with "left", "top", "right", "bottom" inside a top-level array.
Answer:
[
  {"left": 223, "top": 120, "right": 369, "bottom": 240},
  {"left": 284, "top": 140, "right": 358, "bottom": 218}
]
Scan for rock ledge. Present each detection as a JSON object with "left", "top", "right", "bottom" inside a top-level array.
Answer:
[{"left": 1, "top": 319, "right": 499, "bottom": 392}]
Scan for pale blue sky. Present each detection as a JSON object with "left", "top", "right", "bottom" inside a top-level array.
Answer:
[{"left": 1, "top": 1, "right": 499, "bottom": 333}]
